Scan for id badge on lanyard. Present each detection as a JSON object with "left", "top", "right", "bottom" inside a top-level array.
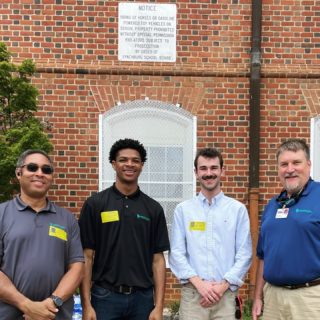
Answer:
[{"left": 275, "top": 207, "right": 289, "bottom": 219}]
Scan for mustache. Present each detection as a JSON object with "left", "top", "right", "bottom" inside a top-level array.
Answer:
[
  {"left": 285, "top": 174, "right": 298, "bottom": 178},
  {"left": 202, "top": 175, "right": 217, "bottom": 180}
]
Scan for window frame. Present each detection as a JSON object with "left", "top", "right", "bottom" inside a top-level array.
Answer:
[
  {"left": 311, "top": 116, "right": 320, "bottom": 181},
  {"left": 98, "top": 99, "right": 197, "bottom": 238}
]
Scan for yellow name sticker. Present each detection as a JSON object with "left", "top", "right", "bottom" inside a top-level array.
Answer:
[
  {"left": 49, "top": 224, "right": 67, "bottom": 241},
  {"left": 189, "top": 221, "right": 206, "bottom": 231},
  {"left": 101, "top": 211, "right": 119, "bottom": 223}
]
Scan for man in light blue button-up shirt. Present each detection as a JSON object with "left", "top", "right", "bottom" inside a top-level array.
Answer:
[{"left": 169, "top": 148, "right": 252, "bottom": 320}]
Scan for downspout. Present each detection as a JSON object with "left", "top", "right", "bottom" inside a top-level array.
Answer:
[{"left": 249, "top": 0, "right": 262, "bottom": 298}]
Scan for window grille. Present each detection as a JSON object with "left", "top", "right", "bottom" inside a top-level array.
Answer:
[{"left": 99, "top": 99, "right": 196, "bottom": 235}]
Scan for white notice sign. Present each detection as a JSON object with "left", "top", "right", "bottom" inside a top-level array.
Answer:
[{"left": 118, "top": 3, "right": 176, "bottom": 62}]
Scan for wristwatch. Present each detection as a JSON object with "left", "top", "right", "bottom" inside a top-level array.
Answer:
[{"left": 51, "top": 295, "right": 63, "bottom": 308}]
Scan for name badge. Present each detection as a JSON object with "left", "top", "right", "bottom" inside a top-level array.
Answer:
[
  {"left": 276, "top": 208, "right": 289, "bottom": 219},
  {"left": 49, "top": 224, "right": 67, "bottom": 241},
  {"left": 101, "top": 211, "right": 119, "bottom": 223},
  {"left": 189, "top": 221, "right": 206, "bottom": 231}
]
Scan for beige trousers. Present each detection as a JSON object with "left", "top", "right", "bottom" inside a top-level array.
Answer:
[
  {"left": 179, "top": 284, "right": 237, "bottom": 320},
  {"left": 263, "top": 282, "right": 320, "bottom": 320}
]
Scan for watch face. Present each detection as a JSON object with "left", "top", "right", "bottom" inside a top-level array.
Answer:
[{"left": 52, "top": 295, "right": 63, "bottom": 307}]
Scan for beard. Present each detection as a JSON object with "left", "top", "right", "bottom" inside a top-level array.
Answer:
[{"left": 284, "top": 178, "right": 301, "bottom": 196}]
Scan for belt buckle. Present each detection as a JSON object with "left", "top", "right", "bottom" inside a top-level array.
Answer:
[{"left": 119, "top": 285, "right": 132, "bottom": 295}]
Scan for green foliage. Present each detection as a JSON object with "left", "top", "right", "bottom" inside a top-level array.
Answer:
[
  {"left": 0, "top": 46, "right": 38, "bottom": 130},
  {"left": 242, "top": 299, "right": 253, "bottom": 320},
  {"left": 0, "top": 43, "right": 11, "bottom": 62},
  {"left": 0, "top": 43, "right": 53, "bottom": 201},
  {"left": 167, "top": 300, "right": 180, "bottom": 316}
]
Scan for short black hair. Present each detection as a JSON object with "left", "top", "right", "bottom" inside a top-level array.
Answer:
[
  {"left": 109, "top": 138, "right": 147, "bottom": 163},
  {"left": 16, "top": 149, "right": 53, "bottom": 168},
  {"left": 194, "top": 148, "right": 224, "bottom": 169}
]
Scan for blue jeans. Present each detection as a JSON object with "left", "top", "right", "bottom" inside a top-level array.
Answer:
[{"left": 91, "top": 284, "right": 154, "bottom": 320}]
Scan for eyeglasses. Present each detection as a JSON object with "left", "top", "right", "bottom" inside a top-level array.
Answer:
[
  {"left": 21, "top": 163, "right": 54, "bottom": 175},
  {"left": 235, "top": 296, "right": 242, "bottom": 319}
]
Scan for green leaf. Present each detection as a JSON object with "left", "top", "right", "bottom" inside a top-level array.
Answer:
[
  {"left": 0, "top": 43, "right": 11, "bottom": 62},
  {"left": 0, "top": 42, "right": 53, "bottom": 201}
]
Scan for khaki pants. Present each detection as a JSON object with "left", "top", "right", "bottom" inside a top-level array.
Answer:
[
  {"left": 179, "top": 284, "right": 237, "bottom": 320},
  {"left": 263, "top": 282, "right": 320, "bottom": 320}
]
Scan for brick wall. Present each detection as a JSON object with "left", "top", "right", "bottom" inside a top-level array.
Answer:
[{"left": 1, "top": 0, "right": 320, "bottom": 305}]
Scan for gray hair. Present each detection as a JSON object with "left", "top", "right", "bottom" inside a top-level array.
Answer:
[
  {"left": 276, "top": 139, "right": 310, "bottom": 161},
  {"left": 16, "top": 149, "right": 53, "bottom": 168}
]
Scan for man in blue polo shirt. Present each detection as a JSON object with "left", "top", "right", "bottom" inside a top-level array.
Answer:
[{"left": 252, "top": 139, "right": 320, "bottom": 320}]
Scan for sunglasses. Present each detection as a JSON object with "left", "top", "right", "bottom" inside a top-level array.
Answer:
[
  {"left": 235, "top": 296, "right": 242, "bottom": 319},
  {"left": 21, "top": 163, "right": 54, "bottom": 175}
]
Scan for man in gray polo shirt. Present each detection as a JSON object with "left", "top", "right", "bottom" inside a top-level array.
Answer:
[{"left": 0, "top": 149, "right": 84, "bottom": 320}]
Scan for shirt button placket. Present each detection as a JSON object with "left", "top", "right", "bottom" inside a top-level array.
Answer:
[
  {"left": 204, "top": 201, "right": 213, "bottom": 279},
  {"left": 124, "top": 196, "right": 129, "bottom": 209}
]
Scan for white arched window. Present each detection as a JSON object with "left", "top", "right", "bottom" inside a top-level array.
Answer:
[
  {"left": 311, "top": 116, "right": 320, "bottom": 181},
  {"left": 99, "top": 99, "right": 196, "bottom": 234}
]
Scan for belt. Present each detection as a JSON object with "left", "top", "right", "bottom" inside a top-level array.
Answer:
[
  {"left": 183, "top": 282, "right": 196, "bottom": 289},
  {"left": 95, "top": 281, "right": 146, "bottom": 295},
  {"left": 279, "top": 278, "right": 320, "bottom": 290}
]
